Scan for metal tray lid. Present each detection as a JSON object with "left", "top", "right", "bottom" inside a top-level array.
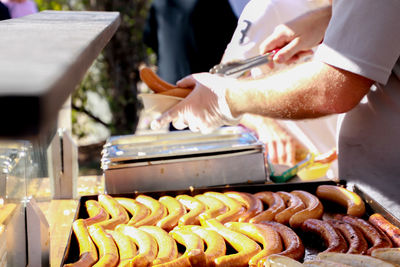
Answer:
[{"left": 101, "top": 126, "right": 263, "bottom": 163}]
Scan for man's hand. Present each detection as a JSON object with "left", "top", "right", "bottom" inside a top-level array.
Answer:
[
  {"left": 151, "top": 73, "right": 241, "bottom": 134},
  {"left": 259, "top": 6, "right": 331, "bottom": 64}
]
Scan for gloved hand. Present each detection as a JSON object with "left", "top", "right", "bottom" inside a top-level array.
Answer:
[
  {"left": 151, "top": 73, "right": 241, "bottom": 134},
  {"left": 259, "top": 6, "right": 331, "bottom": 64}
]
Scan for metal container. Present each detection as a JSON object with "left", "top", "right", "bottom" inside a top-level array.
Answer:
[{"left": 101, "top": 127, "right": 267, "bottom": 193}]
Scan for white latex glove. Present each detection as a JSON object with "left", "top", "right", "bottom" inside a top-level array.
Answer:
[
  {"left": 151, "top": 73, "right": 241, "bottom": 134},
  {"left": 259, "top": 6, "right": 331, "bottom": 64}
]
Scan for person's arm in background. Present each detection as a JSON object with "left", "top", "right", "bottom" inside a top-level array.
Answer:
[{"left": 152, "top": 2, "right": 373, "bottom": 137}]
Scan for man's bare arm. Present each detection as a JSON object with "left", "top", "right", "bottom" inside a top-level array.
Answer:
[{"left": 226, "top": 61, "right": 373, "bottom": 119}]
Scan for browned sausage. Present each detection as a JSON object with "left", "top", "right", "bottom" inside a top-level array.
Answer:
[
  {"left": 250, "top": 191, "right": 285, "bottom": 223},
  {"left": 369, "top": 213, "right": 400, "bottom": 247},
  {"left": 301, "top": 218, "right": 348, "bottom": 253},
  {"left": 275, "top": 191, "right": 306, "bottom": 225},
  {"left": 260, "top": 221, "right": 305, "bottom": 261},
  {"left": 340, "top": 215, "right": 393, "bottom": 255},
  {"left": 328, "top": 219, "right": 368, "bottom": 254}
]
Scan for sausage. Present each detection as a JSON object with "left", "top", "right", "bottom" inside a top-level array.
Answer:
[
  {"left": 371, "top": 248, "right": 400, "bottom": 265},
  {"left": 289, "top": 190, "right": 323, "bottom": 228},
  {"left": 160, "top": 228, "right": 206, "bottom": 267},
  {"left": 116, "top": 224, "right": 157, "bottom": 266},
  {"left": 107, "top": 230, "right": 137, "bottom": 266},
  {"left": 201, "top": 218, "right": 261, "bottom": 267},
  {"left": 264, "top": 255, "right": 304, "bottom": 267},
  {"left": 301, "top": 219, "right": 348, "bottom": 253},
  {"left": 369, "top": 213, "right": 400, "bottom": 247},
  {"left": 316, "top": 252, "right": 399, "bottom": 267},
  {"left": 316, "top": 185, "right": 365, "bottom": 217},
  {"left": 327, "top": 219, "right": 368, "bottom": 254},
  {"left": 249, "top": 191, "right": 285, "bottom": 223},
  {"left": 260, "top": 221, "right": 305, "bottom": 261},
  {"left": 114, "top": 197, "right": 150, "bottom": 226},
  {"left": 139, "top": 226, "right": 178, "bottom": 265},
  {"left": 88, "top": 224, "right": 119, "bottom": 267},
  {"left": 158, "top": 88, "right": 192, "bottom": 98},
  {"left": 139, "top": 67, "right": 176, "bottom": 93},
  {"left": 64, "top": 219, "right": 98, "bottom": 267},
  {"left": 157, "top": 196, "right": 186, "bottom": 231},
  {"left": 204, "top": 192, "right": 245, "bottom": 223},
  {"left": 96, "top": 194, "right": 129, "bottom": 230},
  {"left": 225, "top": 222, "right": 282, "bottom": 267},
  {"left": 340, "top": 215, "right": 393, "bottom": 255},
  {"left": 176, "top": 225, "right": 226, "bottom": 266},
  {"left": 84, "top": 200, "right": 109, "bottom": 226},
  {"left": 274, "top": 191, "right": 306, "bottom": 225},
  {"left": 224, "top": 191, "right": 263, "bottom": 222},
  {"left": 303, "top": 259, "right": 354, "bottom": 266},
  {"left": 135, "top": 195, "right": 167, "bottom": 227},
  {"left": 176, "top": 195, "right": 206, "bottom": 225},
  {"left": 195, "top": 194, "right": 228, "bottom": 220}
]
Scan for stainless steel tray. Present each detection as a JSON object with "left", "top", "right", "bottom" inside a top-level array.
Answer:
[{"left": 102, "top": 127, "right": 268, "bottom": 193}]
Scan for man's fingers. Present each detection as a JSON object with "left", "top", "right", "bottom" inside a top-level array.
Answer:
[
  {"left": 259, "top": 25, "right": 292, "bottom": 55},
  {"left": 285, "top": 50, "right": 314, "bottom": 65},
  {"left": 272, "top": 38, "right": 304, "bottom": 64},
  {"left": 176, "top": 75, "right": 196, "bottom": 89}
]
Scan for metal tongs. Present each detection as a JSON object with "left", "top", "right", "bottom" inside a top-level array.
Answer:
[{"left": 209, "top": 49, "right": 279, "bottom": 77}]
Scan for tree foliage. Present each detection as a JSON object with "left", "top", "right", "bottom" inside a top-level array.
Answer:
[{"left": 38, "top": 0, "right": 153, "bottom": 138}]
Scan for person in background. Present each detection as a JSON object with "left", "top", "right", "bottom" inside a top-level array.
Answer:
[
  {"left": 152, "top": 1, "right": 400, "bottom": 215},
  {"left": 1, "top": 0, "right": 37, "bottom": 18},
  {"left": 143, "top": 0, "right": 243, "bottom": 84},
  {"left": 221, "top": 0, "right": 336, "bottom": 172},
  {"left": 0, "top": 1, "right": 10, "bottom": 20}
]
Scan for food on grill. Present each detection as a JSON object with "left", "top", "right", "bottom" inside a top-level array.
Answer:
[
  {"left": 316, "top": 185, "right": 366, "bottom": 217},
  {"left": 317, "top": 252, "right": 399, "bottom": 267},
  {"left": 369, "top": 213, "right": 400, "bottom": 247},
  {"left": 107, "top": 230, "right": 137, "bottom": 267},
  {"left": 327, "top": 219, "right": 368, "bottom": 254},
  {"left": 303, "top": 259, "right": 353, "bottom": 266},
  {"left": 201, "top": 218, "right": 261, "bottom": 267},
  {"left": 139, "top": 226, "right": 178, "bottom": 265},
  {"left": 84, "top": 200, "right": 109, "bottom": 226},
  {"left": 135, "top": 195, "right": 167, "bottom": 227},
  {"left": 204, "top": 192, "right": 245, "bottom": 223},
  {"left": 167, "top": 228, "right": 205, "bottom": 267},
  {"left": 140, "top": 67, "right": 176, "bottom": 93},
  {"left": 116, "top": 224, "right": 157, "bottom": 265},
  {"left": 176, "top": 225, "right": 227, "bottom": 266},
  {"left": 371, "top": 248, "right": 400, "bottom": 265},
  {"left": 339, "top": 215, "right": 393, "bottom": 255},
  {"left": 264, "top": 255, "right": 303, "bottom": 267},
  {"left": 224, "top": 191, "right": 263, "bottom": 223},
  {"left": 250, "top": 191, "right": 285, "bottom": 223},
  {"left": 66, "top": 186, "right": 400, "bottom": 266},
  {"left": 260, "top": 221, "right": 305, "bottom": 261},
  {"left": 159, "top": 88, "right": 192, "bottom": 98},
  {"left": 289, "top": 190, "right": 323, "bottom": 228},
  {"left": 63, "top": 219, "right": 98, "bottom": 267},
  {"left": 114, "top": 197, "right": 150, "bottom": 226},
  {"left": 176, "top": 195, "right": 206, "bottom": 225},
  {"left": 195, "top": 194, "right": 228, "bottom": 220},
  {"left": 157, "top": 196, "right": 186, "bottom": 231},
  {"left": 225, "top": 222, "right": 282, "bottom": 266},
  {"left": 275, "top": 191, "right": 306, "bottom": 225},
  {"left": 88, "top": 224, "right": 119, "bottom": 267},
  {"left": 301, "top": 219, "right": 348, "bottom": 253},
  {"left": 96, "top": 194, "right": 129, "bottom": 230}
]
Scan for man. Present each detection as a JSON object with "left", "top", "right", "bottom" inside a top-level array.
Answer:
[{"left": 152, "top": 0, "right": 400, "bottom": 215}]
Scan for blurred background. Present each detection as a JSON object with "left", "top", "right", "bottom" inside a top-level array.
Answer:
[{"left": 35, "top": 0, "right": 155, "bottom": 175}]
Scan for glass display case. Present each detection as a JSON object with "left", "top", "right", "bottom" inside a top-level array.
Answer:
[{"left": 0, "top": 10, "right": 120, "bottom": 266}]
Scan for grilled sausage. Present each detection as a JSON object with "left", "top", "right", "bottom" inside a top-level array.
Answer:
[
  {"left": 301, "top": 219, "right": 348, "bottom": 253},
  {"left": 157, "top": 196, "right": 186, "bottom": 231},
  {"left": 250, "top": 191, "right": 285, "bottom": 223},
  {"left": 84, "top": 200, "right": 109, "bottom": 226},
  {"left": 316, "top": 185, "right": 365, "bottom": 217},
  {"left": 114, "top": 197, "right": 150, "bottom": 226},
  {"left": 369, "top": 213, "right": 400, "bottom": 247},
  {"left": 224, "top": 191, "right": 263, "bottom": 222},
  {"left": 289, "top": 190, "right": 323, "bottom": 228},
  {"left": 96, "top": 194, "right": 129, "bottom": 230},
  {"left": 327, "top": 219, "right": 368, "bottom": 254},
  {"left": 274, "top": 191, "right": 306, "bottom": 225}
]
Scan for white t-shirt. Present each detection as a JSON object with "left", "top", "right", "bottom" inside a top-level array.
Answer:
[
  {"left": 224, "top": 0, "right": 339, "bottom": 176},
  {"left": 315, "top": 0, "right": 400, "bottom": 215}
]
